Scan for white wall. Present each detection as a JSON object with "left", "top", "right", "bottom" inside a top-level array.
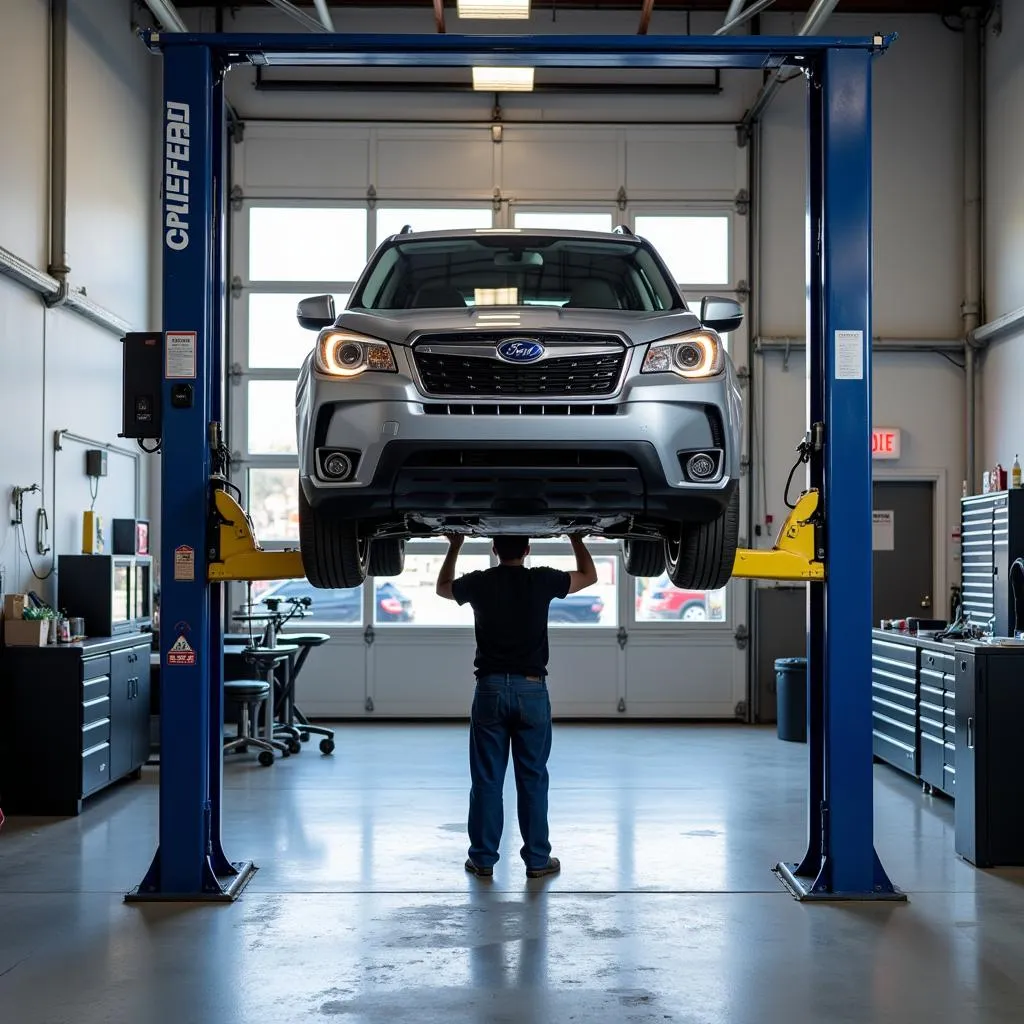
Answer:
[
  {"left": 0, "top": 0, "right": 156, "bottom": 602},
  {"left": 981, "top": 3, "right": 1024, "bottom": 474}
]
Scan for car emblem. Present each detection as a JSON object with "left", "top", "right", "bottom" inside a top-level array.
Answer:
[{"left": 496, "top": 338, "right": 545, "bottom": 363}]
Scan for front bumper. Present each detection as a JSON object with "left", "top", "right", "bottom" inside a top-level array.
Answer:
[{"left": 296, "top": 350, "right": 741, "bottom": 526}]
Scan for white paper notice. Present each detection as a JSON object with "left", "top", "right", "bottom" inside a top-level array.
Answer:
[
  {"left": 872, "top": 510, "right": 895, "bottom": 551},
  {"left": 835, "top": 329, "right": 864, "bottom": 380},
  {"left": 166, "top": 331, "right": 197, "bottom": 379}
]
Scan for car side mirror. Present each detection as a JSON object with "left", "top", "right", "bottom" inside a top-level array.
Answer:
[
  {"left": 297, "top": 294, "right": 336, "bottom": 331},
  {"left": 700, "top": 296, "right": 743, "bottom": 334}
]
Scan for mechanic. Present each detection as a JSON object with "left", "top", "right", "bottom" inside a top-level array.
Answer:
[{"left": 436, "top": 533, "right": 598, "bottom": 879}]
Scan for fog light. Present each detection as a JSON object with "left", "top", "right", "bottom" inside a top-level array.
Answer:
[
  {"left": 322, "top": 452, "right": 353, "bottom": 480},
  {"left": 687, "top": 452, "right": 717, "bottom": 480}
]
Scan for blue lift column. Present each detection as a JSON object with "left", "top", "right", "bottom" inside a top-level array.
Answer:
[
  {"left": 128, "top": 42, "right": 254, "bottom": 901},
  {"left": 775, "top": 46, "right": 902, "bottom": 901}
]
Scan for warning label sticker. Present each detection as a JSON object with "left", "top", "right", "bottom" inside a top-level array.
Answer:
[
  {"left": 166, "top": 331, "right": 197, "bottom": 380},
  {"left": 167, "top": 634, "right": 197, "bottom": 667},
  {"left": 174, "top": 544, "right": 195, "bottom": 582}
]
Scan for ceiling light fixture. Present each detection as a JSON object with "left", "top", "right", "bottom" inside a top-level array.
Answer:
[
  {"left": 472, "top": 67, "right": 535, "bottom": 92},
  {"left": 457, "top": 0, "right": 531, "bottom": 19}
]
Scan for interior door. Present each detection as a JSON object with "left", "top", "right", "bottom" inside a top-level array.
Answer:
[{"left": 872, "top": 481, "right": 935, "bottom": 623}]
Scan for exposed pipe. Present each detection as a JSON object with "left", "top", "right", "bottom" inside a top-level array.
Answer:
[
  {"left": 971, "top": 304, "right": 1024, "bottom": 346},
  {"left": 142, "top": 0, "right": 187, "bottom": 32},
  {"left": 46, "top": 0, "right": 69, "bottom": 307},
  {"left": 264, "top": 0, "right": 328, "bottom": 32},
  {"left": 739, "top": 0, "right": 841, "bottom": 128},
  {"left": 723, "top": 0, "right": 748, "bottom": 27},
  {"left": 638, "top": 0, "right": 655, "bottom": 35},
  {"left": 962, "top": 6, "right": 982, "bottom": 494},
  {"left": 714, "top": 0, "right": 778, "bottom": 36},
  {"left": 433, "top": 0, "right": 446, "bottom": 32},
  {"left": 0, "top": 245, "right": 60, "bottom": 297},
  {"left": 312, "top": 0, "right": 335, "bottom": 31}
]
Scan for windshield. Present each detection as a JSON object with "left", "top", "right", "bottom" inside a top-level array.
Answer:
[{"left": 351, "top": 234, "right": 681, "bottom": 312}]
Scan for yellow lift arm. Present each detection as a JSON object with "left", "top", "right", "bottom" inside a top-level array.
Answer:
[{"left": 207, "top": 483, "right": 825, "bottom": 585}]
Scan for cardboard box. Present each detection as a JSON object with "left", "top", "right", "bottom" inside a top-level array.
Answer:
[
  {"left": 4, "top": 619, "right": 50, "bottom": 647},
  {"left": 3, "top": 594, "right": 29, "bottom": 621}
]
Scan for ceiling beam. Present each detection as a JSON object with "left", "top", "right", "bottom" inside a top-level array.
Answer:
[
  {"left": 434, "top": 0, "right": 446, "bottom": 32},
  {"left": 142, "top": 0, "right": 187, "bottom": 31},
  {"left": 638, "top": 0, "right": 655, "bottom": 34},
  {"left": 714, "top": 0, "right": 779, "bottom": 34},
  {"left": 264, "top": 0, "right": 327, "bottom": 31},
  {"left": 312, "top": 0, "right": 335, "bottom": 29}
]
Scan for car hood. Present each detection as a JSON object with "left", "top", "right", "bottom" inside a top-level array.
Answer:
[{"left": 332, "top": 307, "right": 705, "bottom": 346}]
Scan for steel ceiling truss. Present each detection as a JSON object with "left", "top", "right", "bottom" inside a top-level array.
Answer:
[{"left": 130, "top": 29, "right": 901, "bottom": 905}]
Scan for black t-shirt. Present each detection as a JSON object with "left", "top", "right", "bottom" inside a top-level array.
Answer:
[{"left": 452, "top": 565, "right": 572, "bottom": 678}]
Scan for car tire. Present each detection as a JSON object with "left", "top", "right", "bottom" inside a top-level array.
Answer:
[
  {"left": 298, "top": 490, "right": 368, "bottom": 589},
  {"left": 679, "top": 602, "right": 708, "bottom": 622},
  {"left": 368, "top": 537, "right": 405, "bottom": 577},
  {"left": 664, "top": 490, "right": 739, "bottom": 592},
  {"left": 623, "top": 537, "right": 666, "bottom": 577}
]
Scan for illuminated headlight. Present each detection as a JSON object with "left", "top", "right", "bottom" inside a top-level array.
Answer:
[
  {"left": 315, "top": 331, "right": 397, "bottom": 377},
  {"left": 641, "top": 331, "right": 723, "bottom": 379}
]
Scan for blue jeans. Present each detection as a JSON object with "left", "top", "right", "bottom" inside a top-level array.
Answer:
[{"left": 468, "top": 674, "right": 553, "bottom": 870}]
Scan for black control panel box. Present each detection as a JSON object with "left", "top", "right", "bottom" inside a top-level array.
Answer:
[{"left": 121, "top": 332, "right": 163, "bottom": 440}]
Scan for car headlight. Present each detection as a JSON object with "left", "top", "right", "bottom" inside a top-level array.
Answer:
[
  {"left": 641, "top": 331, "right": 723, "bottom": 379},
  {"left": 315, "top": 331, "right": 396, "bottom": 377}
]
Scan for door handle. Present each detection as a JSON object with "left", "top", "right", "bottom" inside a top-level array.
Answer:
[
  {"left": 921, "top": 595, "right": 932, "bottom": 609},
  {"left": 967, "top": 716, "right": 975, "bottom": 749}
]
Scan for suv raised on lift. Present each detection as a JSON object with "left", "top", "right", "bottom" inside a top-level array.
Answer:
[{"left": 294, "top": 227, "right": 743, "bottom": 591}]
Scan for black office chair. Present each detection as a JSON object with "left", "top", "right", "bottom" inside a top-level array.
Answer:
[{"left": 274, "top": 632, "right": 335, "bottom": 754}]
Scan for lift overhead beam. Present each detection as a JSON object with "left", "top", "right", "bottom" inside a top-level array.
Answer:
[{"left": 135, "top": 28, "right": 899, "bottom": 907}]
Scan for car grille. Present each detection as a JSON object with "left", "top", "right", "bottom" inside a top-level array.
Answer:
[
  {"left": 422, "top": 403, "right": 619, "bottom": 417},
  {"left": 413, "top": 336, "right": 626, "bottom": 397}
]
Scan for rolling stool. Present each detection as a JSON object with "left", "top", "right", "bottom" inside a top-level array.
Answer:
[
  {"left": 276, "top": 632, "right": 335, "bottom": 754},
  {"left": 223, "top": 680, "right": 278, "bottom": 767},
  {"left": 233, "top": 645, "right": 298, "bottom": 759}
]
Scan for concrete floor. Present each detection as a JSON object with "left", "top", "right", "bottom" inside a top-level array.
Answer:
[{"left": 1, "top": 723, "right": 1024, "bottom": 1023}]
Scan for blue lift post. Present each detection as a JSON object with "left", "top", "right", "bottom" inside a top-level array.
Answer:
[{"left": 130, "top": 31, "right": 901, "bottom": 902}]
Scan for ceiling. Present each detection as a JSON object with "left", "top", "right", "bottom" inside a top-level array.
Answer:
[{"left": 169, "top": 1, "right": 960, "bottom": 14}]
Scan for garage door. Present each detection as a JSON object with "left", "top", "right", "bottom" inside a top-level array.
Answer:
[{"left": 228, "top": 123, "right": 748, "bottom": 718}]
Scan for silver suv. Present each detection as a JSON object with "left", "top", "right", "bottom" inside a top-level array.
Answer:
[{"left": 295, "top": 228, "right": 742, "bottom": 590}]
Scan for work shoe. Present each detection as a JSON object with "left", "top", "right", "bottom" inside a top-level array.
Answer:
[
  {"left": 526, "top": 857, "right": 561, "bottom": 879},
  {"left": 465, "top": 858, "right": 493, "bottom": 878}
]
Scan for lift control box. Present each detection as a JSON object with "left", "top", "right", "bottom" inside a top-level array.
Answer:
[{"left": 121, "top": 332, "right": 163, "bottom": 440}]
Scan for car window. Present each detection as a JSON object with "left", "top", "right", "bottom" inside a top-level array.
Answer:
[{"left": 352, "top": 235, "right": 681, "bottom": 312}]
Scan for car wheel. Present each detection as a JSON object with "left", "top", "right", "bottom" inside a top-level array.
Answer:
[
  {"left": 623, "top": 537, "right": 666, "bottom": 577},
  {"left": 298, "top": 490, "right": 368, "bottom": 589},
  {"left": 664, "top": 490, "right": 739, "bottom": 592},
  {"left": 679, "top": 602, "right": 708, "bottom": 622},
  {"left": 368, "top": 537, "right": 405, "bottom": 577}
]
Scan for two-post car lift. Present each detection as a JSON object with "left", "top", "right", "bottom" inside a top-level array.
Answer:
[{"left": 127, "top": 29, "right": 902, "bottom": 903}]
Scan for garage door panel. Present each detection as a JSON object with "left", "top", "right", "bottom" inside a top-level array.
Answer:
[
  {"left": 293, "top": 639, "right": 367, "bottom": 717},
  {"left": 502, "top": 129, "right": 620, "bottom": 197},
  {"left": 241, "top": 127, "right": 370, "bottom": 193},
  {"left": 625, "top": 640, "right": 737, "bottom": 714},
  {"left": 370, "top": 635, "right": 477, "bottom": 716},
  {"left": 547, "top": 640, "right": 620, "bottom": 714},
  {"left": 626, "top": 131, "right": 740, "bottom": 197},
  {"left": 376, "top": 133, "right": 493, "bottom": 194}
]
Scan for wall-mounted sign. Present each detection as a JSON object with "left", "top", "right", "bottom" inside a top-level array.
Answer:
[{"left": 872, "top": 427, "right": 901, "bottom": 460}]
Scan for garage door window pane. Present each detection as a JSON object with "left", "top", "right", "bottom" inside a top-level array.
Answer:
[
  {"left": 635, "top": 575, "right": 726, "bottom": 623},
  {"left": 243, "top": 578, "right": 362, "bottom": 627},
  {"left": 247, "top": 381, "right": 297, "bottom": 455},
  {"left": 523, "top": 553, "right": 618, "bottom": 627},
  {"left": 633, "top": 215, "right": 729, "bottom": 286},
  {"left": 376, "top": 208, "right": 492, "bottom": 246},
  {"left": 248, "top": 468, "right": 299, "bottom": 543},
  {"left": 514, "top": 212, "right": 614, "bottom": 232},
  {"left": 248, "top": 293, "right": 348, "bottom": 369},
  {"left": 373, "top": 554, "right": 493, "bottom": 626},
  {"left": 249, "top": 207, "right": 367, "bottom": 281}
]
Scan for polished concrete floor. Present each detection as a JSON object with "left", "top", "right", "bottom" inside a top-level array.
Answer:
[{"left": 2, "top": 723, "right": 1024, "bottom": 1023}]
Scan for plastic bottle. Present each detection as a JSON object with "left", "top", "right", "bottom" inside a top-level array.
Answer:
[{"left": 1014, "top": 455, "right": 1022, "bottom": 490}]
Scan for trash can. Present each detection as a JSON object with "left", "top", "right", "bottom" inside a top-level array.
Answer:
[{"left": 775, "top": 657, "right": 807, "bottom": 743}]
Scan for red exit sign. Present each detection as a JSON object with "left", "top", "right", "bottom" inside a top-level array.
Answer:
[{"left": 872, "top": 427, "right": 901, "bottom": 460}]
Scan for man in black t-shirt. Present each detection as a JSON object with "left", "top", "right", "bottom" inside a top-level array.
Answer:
[{"left": 437, "top": 533, "right": 598, "bottom": 879}]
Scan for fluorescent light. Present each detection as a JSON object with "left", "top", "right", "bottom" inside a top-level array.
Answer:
[
  {"left": 475, "top": 288, "right": 519, "bottom": 306},
  {"left": 472, "top": 67, "right": 534, "bottom": 92},
  {"left": 458, "top": 0, "right": 530, "bottom": 19}
]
